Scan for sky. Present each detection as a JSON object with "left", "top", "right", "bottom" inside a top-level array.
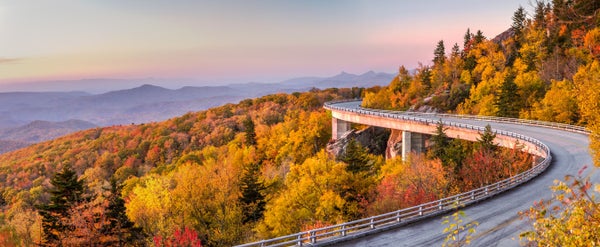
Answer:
[{"left": 0, "top": 0, "right": 531, "bottom": 90}]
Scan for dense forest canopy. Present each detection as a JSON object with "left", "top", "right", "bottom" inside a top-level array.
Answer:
[{"left": 1, "top": 1, "right": 600, "bottom": 246}]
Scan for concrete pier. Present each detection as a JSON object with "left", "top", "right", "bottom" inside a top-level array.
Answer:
[
  {"left": 332, "top": 118, "right": 351, "bottom": 140},
  {"left": 401, "top": 131, "right": 425, "bottom": 161}
]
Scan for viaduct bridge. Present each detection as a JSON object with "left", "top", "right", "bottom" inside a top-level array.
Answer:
[{"left": 239, "top": 100, "right": 592, "bottom": 247}]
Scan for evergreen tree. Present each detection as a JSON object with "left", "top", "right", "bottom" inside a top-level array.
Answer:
[
  {"left": 507, "top": 6, "right": 527, "bottom": 67},
  {"left": 476, "top": 124, "right": 498, "bottom": 152},
  {"left": 433, "top": 40, "right": 446, "bottom": 65},
  {"left": 420, "top": 66, "right": 433, "bottom": 90},
  {"left": 451, "top": 43, "right": 461, "bottom": 58},
  {"left": 239, "top": 163, "right": 266, "bottom": 224},
  {"left": 463, "top": 28, "right": 472, "bottom": 51},
  {"left": 445, "top": 139, "right": 471, "bottom": 173},
  {"left": 340, "top": 139, "right": 373, "bottom": 174},
  {"left": 429, "top": 120, "right": 451, "bottom": 163},
  {"left": 474, "top": 30, "right": 485, "bottom": 44},
  {"left": 102, "top": 178, "right": 145, "bottom": 246},
  {"left": 495, "top": 73, "right": 521, "bottom": 118},
  {"left": 512, "top": 6, "right": 527, "bottom": 37},
  {"left": 243, "top": 116, "right": 257, "bottom": 146},
  {"left": 533, "top": 1, "right": 549, "bottom": 29},
  {"left": 428, "top": 121, "right": 472, "bottom": 172},
  {"left": 37, "top": 165, "right": 85, "bottom": 246},
  {"left": 463, "top": 54, "right": 477, "bottom": 72},
  {"left": 463, "top": 30, "right": 483, "bottom": 72}
]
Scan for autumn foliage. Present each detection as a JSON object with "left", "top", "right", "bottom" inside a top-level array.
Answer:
[{"left": 1, "top": 1, "right": 600, "bottom": 246}]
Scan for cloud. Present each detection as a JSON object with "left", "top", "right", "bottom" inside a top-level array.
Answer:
[{"left": 0, "top": 58, "right": 20, "bottom": 64}]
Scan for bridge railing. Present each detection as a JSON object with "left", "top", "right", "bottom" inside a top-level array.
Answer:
[
  {"left": 325, "top": 100, "right": 589, "bottom": 134},
  {"left": 237, "top": 100, "right": 562, "bottom": 247}
]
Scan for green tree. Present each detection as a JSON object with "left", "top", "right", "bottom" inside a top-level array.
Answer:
[
  {"left": 507, "top": 6, "right": 527, "bottom": 67},
  {"left": 103, "top": 179, "right": 144, "bottom": 246},
  {"left": 512, "top": 6, "right": 527, "bottom": 38},
  {"left": 474, "top": 30, "right": 485, "bottom": 44},
  {"left": 428, "top": 121, "right": 471, "bottom": 173},
  {"left": 243, "top": 116, "right": 257, "bottom": 146},
  {"left": 476, "top": 124, "right": 498, "bottom": 152},
  {"left": 451, "top": 43, "right": 461, "bottom": 58},
  {"left": 463, "top": 28, "right": 472, "bottom": 51},
  {"left": 434, "top": 40, "right": 447, "bottom": 66},
  {"left": 37, "top": 165, "right": 86, "bottom": 246},
  {"left": 445, "top": 139, "right": 471, "bottom": 174},
  {"left": 533, "top": 1, "right": 550, "bottom": 29},
  {"left": 429, "top": 120, "right": 451, "bottom": 163},
  {"left": 340, "top": 139, "right": 374, "bottom": 174},
  {"left": 495, "top": 73, "right": 521, "bottom": 118},
  {"left": 420, "top": 66, "right": 433, "bottom": 90},
  {"left": 239, "top": 163, "right": 266, "bottom": 224}
]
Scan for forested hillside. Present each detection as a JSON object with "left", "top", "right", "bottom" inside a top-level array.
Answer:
[
  {"left": 0, "top": 88, "right": 365, "bottom": 245},
  {"left": 363, "top": 0, "right": 600, "bottom": 164},
  {"left": 363, "top": 1, "right": 600, "bottom": 244},
  {"left": 0, "top": 86, "right": 533, "bottom": 246},
  {"left": 1, "top": 1, "right": 600, "bottom": 246}
]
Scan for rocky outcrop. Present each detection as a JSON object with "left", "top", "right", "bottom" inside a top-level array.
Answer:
[
  {"left": 385, "top": 129, "right": 403, "bottom": 160},
  {"left": 327, "top": 126, "right": 390, "bottom": 159}
]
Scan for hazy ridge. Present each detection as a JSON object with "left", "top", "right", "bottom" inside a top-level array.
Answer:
[{"left": 0, "top": 71, "right": 394, "bottom": 153}]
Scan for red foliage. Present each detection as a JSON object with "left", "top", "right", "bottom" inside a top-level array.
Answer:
[
  {"left": 459, "top": 149, "right": 501, "bottom": 190},
  {"left": 153, "top": 227, "right": 202, "bottom": 247}
]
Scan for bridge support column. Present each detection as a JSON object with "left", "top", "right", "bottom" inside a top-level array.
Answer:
[
  {"left": 401, "top": 131, "right": 425, "bottom": 161},
  {"left": 332, "top": 118, "right": 351, "bottom": 140},
  {"left": 402, "top": 131, "right": 412, "bottom": 161}
]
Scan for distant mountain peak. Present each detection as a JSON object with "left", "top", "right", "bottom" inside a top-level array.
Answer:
[
  {"left": 361, "top": 70, "right": 376, "bottom": 76},
  {"left": 136, "top": 84, "right": 168, "bottom": 90}
]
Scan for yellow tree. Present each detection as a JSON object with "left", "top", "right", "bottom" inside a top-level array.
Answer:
[
  {"left": 362, "top": 88, "right": 393, "bottom": 110},
  {"left": 457, "top": 40, "right": 506, "bottom": 115},
  {"left": 573, "top": 61, "right": 600, "bottom": 166},
  {"left": 126, "top": 174, "right": 175, "bottom": 238},
  {"left": 257, "top": 151, "right": 362, "bottom": 238},
  {"left": 531, "top": 79, "right": 579, "bottom": 124},
  {"left": 170, "top": 159, "right": 244, "bottom": 246},
  {"left": 521, "top": 174, "right": 600, "bottom": 245}
]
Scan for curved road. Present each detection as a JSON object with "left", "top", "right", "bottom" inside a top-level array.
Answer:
[{"left": 331, "top": 101, "right": 593, "bottom": 247}]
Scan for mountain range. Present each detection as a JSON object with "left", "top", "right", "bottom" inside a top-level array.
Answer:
[
  {"left": 0, "top": 119, "right": 97, "bottom": 153},
  {"left": 0, "top": 71, "right": 395, "bottom": 153}
]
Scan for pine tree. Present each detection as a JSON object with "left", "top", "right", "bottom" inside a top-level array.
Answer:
[
  {"left": 420, "top": 66, "right": 433, "bottom": 90},
  {"left": 429, "top": 120, "right": 451, "bottom": 163},
  {"left": 533, "top": 1, "right": 549, "bottom": 29},
  {"left": 243, "top": 116, "right": 257, "bottom": 146},
  {"left": 239, "top": 163, "right": 266, "bottom": 224},
  {"left": 37, "top": 165, "right": 85, "bottom": 246},
  {"left": 477, "top": 124, "right": 498, "bottom": 152},
  {"left": 340, "top": 139, "right": 373, "bottom": 174},
  {"left": 495, "top": 73, "right": 521, "bottom": 118},
  {"left": 512, "top": 6, "right": 527, "bottom": 37},
  {"left": 451, "top": 43, "right": 461, "bottom": 58},
  {"left": 506, "top": 6, "right": 528, "bottom": 67},
  {"left": 102, "top": 178, "right": 145, "bottom": 246},
  {"left": 463, "top": 28, "right": 472, "bottom": 51},
  {"left": 434, "top": 40, "right": 446, "bottom": 65},
  {"left": 474, "top": 30, "right": 485, "bottom": 44}
]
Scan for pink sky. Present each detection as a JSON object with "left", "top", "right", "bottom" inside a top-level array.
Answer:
[{"left": 0, "top": 0, "right": 530, "bottom": 87}]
